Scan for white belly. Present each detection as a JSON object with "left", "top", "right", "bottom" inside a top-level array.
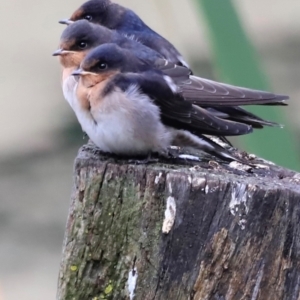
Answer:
[
  {"left": 75, "top": 85, "right": 172, "bottom": 155},
  {"left": 62, "top": 75, "right": 78, "bottom": 109}
]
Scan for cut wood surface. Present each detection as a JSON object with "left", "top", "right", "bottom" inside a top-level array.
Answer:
[{"left": 57, "top": 143, "right": 300, "bottom": 300}]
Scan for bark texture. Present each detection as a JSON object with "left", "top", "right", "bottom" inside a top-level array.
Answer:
[{"left": 57, "top": 144, "right": 300, "bottom": 300}]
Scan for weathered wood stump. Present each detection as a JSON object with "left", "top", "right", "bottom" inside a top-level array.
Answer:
[{"left": 57, "top": 143, "right": 300, "bottom": 300}]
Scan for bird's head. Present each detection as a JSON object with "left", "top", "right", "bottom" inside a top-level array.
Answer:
[
  {"left": 59, "top": 0, "right": 111, "bottom": 26},
  {"left": 52, "top": 20, "right": 110, "bottom": 68},
  {"left": 74, "top": 42, "right": 147, "bottom": 76},
  {"left": 71, "top": 43, "right": 126, "bottom": 86}
]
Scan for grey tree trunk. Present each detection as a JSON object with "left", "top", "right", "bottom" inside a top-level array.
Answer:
[{"left": 57, "top": 144, "right": 300, "bottom": 300}]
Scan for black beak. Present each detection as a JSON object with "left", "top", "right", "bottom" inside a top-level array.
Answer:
[
  {"left": 52, "top": 49, "right": 63, "bottom": 56},
  {"left": 59, "top": 19, "right": 74, "bottom": 25},
  {"left": 72, "top": 68, "right": 83, "bottom": 76}
]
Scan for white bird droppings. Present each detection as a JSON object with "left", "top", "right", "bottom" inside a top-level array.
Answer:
[
  {"left": 155, "top": 172, "right": 163, "bottom": 184},
  {"left": 238, "top": 219, "right": 247, "bottom": 230},
  {"left": 229, "top": 183, "right": 255, "bottom": 230},
  {"left": 229, "top": 161, "right": 252, "bottom": 172},
  {"left": 192, "top": 178, "right": 206, "bottom": 190},
  {"left": 230, "top": 184, "right": 249, "bottom": 217},
  {"left": 254, "top": 164, "right": 270, "bottom": 170},
  {"left": 162, "top": 197, "right": 176, "bottom": 234},
  {"left": 205, "top": 185, "right": 209, "bottom": 194},
  {"left": 127, "top": 268, "right": 138, "bottom": 300}
]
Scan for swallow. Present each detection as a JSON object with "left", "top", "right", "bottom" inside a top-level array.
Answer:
[
  {"left": 53, "top": 20, "right": 164, "bottom": 109},
  {"left": 53, "top": 20, "right": 288, "bottom": 133},
  {"left": 70, "top": 43, "right": 286, "bottom": 161},
  {"left": 58, "top": 0, "right": 190, "bottom": 68}
]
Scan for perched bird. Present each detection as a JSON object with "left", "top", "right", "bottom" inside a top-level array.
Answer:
[
  {"left": 58, "top": 0, "right": 189, "bottom": 67},
  {"left": 53, "top": 20, "right": 163, "bottom": 109},
  {"left": 71, "top": 44, "right": 286, "bottom": 161},
  {"left": 53, "top": 20, "right": 287, "bottom": 132}
]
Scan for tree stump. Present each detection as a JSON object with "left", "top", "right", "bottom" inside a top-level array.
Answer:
[{"left": 57, "top": 143, "right": 300, "bottom": 300}]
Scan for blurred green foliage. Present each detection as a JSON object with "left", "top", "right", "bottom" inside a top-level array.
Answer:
[{"left": 194, "top": 0, "right": 299, "bottom": 170}]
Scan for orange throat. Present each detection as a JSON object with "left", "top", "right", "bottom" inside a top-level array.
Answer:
[
  {"left": 76, "top": 71, "right": 118, "bottom": 111},
  {"left": 79, "top": 71, "right": 118, "bottom": 89},
  {"left": 59, "top": 51, "right": 87, "bottom": 69}
]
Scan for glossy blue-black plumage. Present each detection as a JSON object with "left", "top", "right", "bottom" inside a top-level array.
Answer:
[{"left": 67, "top": 0, "right": 189, "bottom": 67}]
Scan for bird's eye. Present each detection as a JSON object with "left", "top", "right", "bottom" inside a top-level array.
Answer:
[
  {"left": 97, "top": 62, "right": 108, "bottom": 70},
  {"left": 84, "top": 15, "right": 92, "bottom": 21},
  {"left": 78, "top": 41, "right": 88, "bottom": 49}
]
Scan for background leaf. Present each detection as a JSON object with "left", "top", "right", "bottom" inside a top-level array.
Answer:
[{"left": 194, "top": 0, "right": 299, "bottom": 170}]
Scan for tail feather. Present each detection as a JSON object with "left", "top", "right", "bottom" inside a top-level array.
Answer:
[
  {"left": 172, "top": 129, "right": 244, "bottom": 163},
  {"left": 179, "top": 76, "right": 289, "bottom": 106},
  {"left": 205, "top": 107, "right": 282, "bottom": 128}
]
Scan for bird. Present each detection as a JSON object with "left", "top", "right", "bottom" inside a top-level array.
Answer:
[
  {"left": 53, "top": 20, "right": 164, "bottom": 109},
  {"left": 51, "top": 19, "right": 169, "bottom": 131},
  {"left": 70, "top": 43, "right": 287, "bottom": 161},
  {"left": 53, "top": 20, "right": 288, "bottom": 133},
  {"left": 57, "top": 1, "right": 286, "bottom": 109},
  {"left": 58, "top": 0, "right": 190, "bottom": 68}
]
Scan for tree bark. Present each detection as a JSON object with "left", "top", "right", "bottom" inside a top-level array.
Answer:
[{"left": 57, "top": 143, "right": 300, "bottom": 300}]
